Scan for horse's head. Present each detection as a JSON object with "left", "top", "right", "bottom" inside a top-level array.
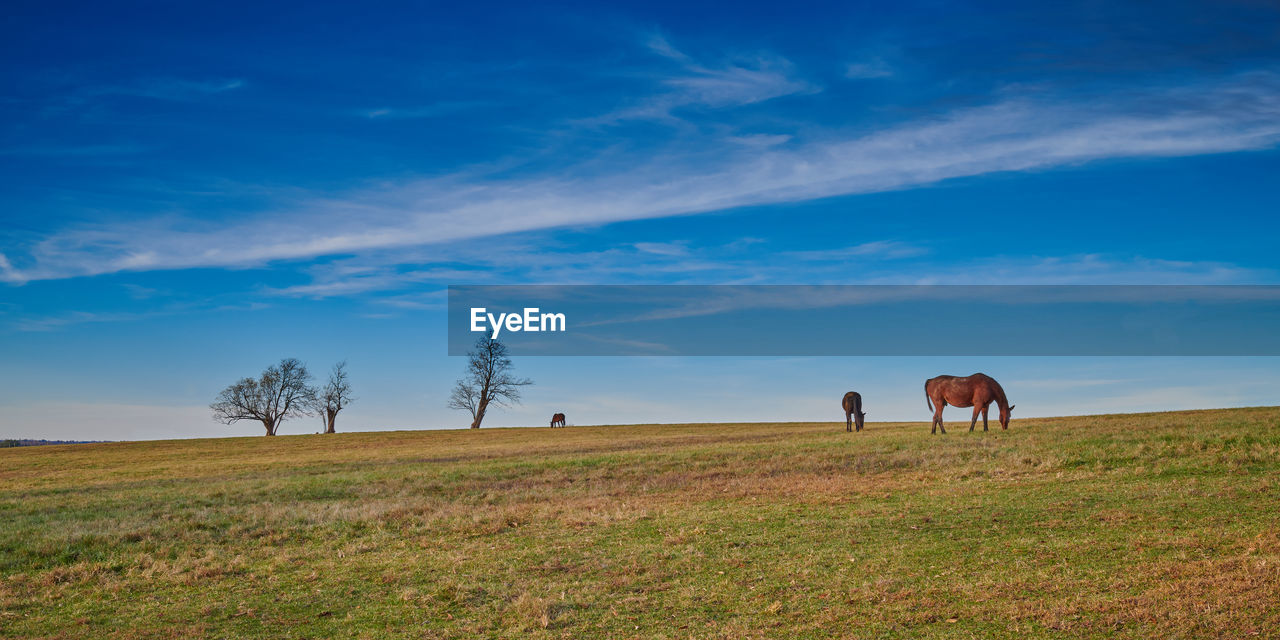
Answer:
[
  {"left": 854, "top": 411, "right": 866, "bottom": 431},
  {"left": 1000, "top": 404, "right": 1015, "bottom": 430}
]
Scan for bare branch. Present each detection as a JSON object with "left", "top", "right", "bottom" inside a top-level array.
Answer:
[
  {"left": 211, "top": 358, "right": 315, "bottom": 435},
  {"left": 312, "top": 361, "right": 355, "bottom": 433},
  {"left": 448, "top": 337, "right": 532, "bottom": 428}
]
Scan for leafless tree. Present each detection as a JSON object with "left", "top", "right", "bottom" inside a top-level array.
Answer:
[
  {"left": 314, "top": 361, "right": 354, "bottom": 434},
  {"left": 210, "top": 358, "right": 315, "bottom": 436},
  {"left": 448, "top": 337, "right": 531, "bottom": 428}
]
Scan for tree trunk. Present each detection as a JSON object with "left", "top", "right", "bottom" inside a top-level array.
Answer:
[
  {"left": 471, "top": 400, "right": 488, "bottom": 428},
  {"left": 325, "top": 409, "right": 337, "bottom": 434},
  {"left": 263, "top": 419, "right": 276, "bottom": 436}
]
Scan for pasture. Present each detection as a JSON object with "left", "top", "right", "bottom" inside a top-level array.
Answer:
[{"left": 2, "top": 407, "right": 1278, "bottom": 638}]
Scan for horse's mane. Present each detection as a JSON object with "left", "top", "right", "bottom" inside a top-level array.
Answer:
[{"left": 992, "top": 380, "right": 1010, "bottom": 410}]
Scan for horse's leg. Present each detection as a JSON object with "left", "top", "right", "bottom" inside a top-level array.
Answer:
[
  {"left": 934, "top": 405, "right": 947, "bottom": 434},
  {"left": 969, "top": 406, "right": 980, "bottom": 432},
  {"left": 846, "top": 411, "right": 852, "bottom": 433},
  {"left": 982, "top": 405, "right": 989, "bottom": 432}
]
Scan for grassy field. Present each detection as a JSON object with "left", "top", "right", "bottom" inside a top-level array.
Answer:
[{"left": 2, "top": 407, "right": 1278, "bottom": 639}]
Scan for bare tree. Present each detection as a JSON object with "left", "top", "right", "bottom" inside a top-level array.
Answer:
[
  {"left": 210, "top": 358, "right": 315, "bottom": 436},
  {"left": 448, "top": 337, "right": 532, "bottom": 428},
  {"left": 314, "top": 361, "right": 354, "bottom": 434}
]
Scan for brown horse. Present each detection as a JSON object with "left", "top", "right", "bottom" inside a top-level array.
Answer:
[
  {"left": 550, "top": 413, "right": 566, "bottom": 428},
  {"left": 841, "top": 391, "right": 866, "bottom": 432},
  {"left": 925, "top": 373, "right": 1014, "bottom": 434}
]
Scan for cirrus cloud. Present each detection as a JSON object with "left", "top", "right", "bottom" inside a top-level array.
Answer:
[{"left": 3, "top": 71, "right": 1279, "bottom": 285}]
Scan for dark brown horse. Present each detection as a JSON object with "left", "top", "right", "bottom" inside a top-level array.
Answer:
[
  {"left": 550, "top": 413, "right": 566, "bottom": 428},
  {"left": 842, "top": 391, "right": 866, "bottom": 432},
  {"left": 925, "top": 373, "right": 1014, "bottom": 434}
]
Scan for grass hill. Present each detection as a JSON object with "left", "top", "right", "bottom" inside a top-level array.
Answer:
[
  {"left": 0, "top": 439, "right": 108, "bottom": 448},
  {"left": 2, "top": 407, "right": 1277, "bottom": 638}
]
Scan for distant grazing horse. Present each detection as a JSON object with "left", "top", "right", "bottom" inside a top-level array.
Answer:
[
  {"left": 842, "top": 391, "right": 866, "bottom": 432},
  {"left": 550, "top": 413, "right": 566, "bottom": 428},
  {"left": 925, "top": 373, "right": 1014, "bottom": 434}
]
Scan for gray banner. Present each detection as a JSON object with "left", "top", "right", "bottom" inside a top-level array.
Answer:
[{"left": 447, "top": 285, "right": 1280, "bottom": 356}]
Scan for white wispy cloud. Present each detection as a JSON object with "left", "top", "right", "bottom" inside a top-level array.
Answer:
[
  {"left": 62, "top": 77, "right": 247, "bottom": 104},
  {"left": 632, "top": 242, "right": 690, "bottom": 257},
  {"left": 263, "top": 232, "right": 1276, "bottom": 300},
  {"left": 13, "top": 309, "right": 164, "bottom": 332},
  {"left": 265, "top": 266, "right": 481, "bottom": 298},
  {"left": 31, "top": 76, "right": 247, "bottom": 120},
  {"left": 570, "top": 276, "right": 1280, "bottom": 331},
  {"left": 844, "top": 58, "right": 894, "bottom": 79},
  {"left": 9, "top": 301, "right": 271, "bottom": 332},
  {"left": 3, "top": 71, "right": 1280, "bottom": 284},
  {"left": 264, "top": 235, "right": 1278, "bottom": 330},
  {"left": 784, "top": 241, "right": 927, "bottom": 261},
  {"left": 586, "top": 34, "right": 816, "bottom": 123},
  {"left": 123, "top": 78, "right": 245, "bottom": 99},
  {"left": 725, "top": 133, "right": 792, "bottom": 148},
  {"left": 896, "top": 254, "right": 1275, "bottom": 285},
  {"left": 0, "top": 253, "right": 16, "bottom": 281},
  {"left": 363, "top": 101, "right": 490, "bottom": 119}
]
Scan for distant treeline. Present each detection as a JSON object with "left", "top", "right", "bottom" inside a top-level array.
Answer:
[{"left": 1, "top": 439, "right": 110, "bottom": 448}]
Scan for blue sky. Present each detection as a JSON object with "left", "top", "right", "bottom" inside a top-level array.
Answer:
[{"left": 2, "top": 1, "right": 1279, "bottom": 439}]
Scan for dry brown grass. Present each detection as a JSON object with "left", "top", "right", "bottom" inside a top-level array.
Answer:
[{"left": 2, "top": 408, "right": 1279, "bottom": 638}]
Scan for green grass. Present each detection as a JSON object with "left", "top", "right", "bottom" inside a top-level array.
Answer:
[{"left": 2, "top": 407, "right": 1278, "bottom": 638}]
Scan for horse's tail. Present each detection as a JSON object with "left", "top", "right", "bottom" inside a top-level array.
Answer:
[{"left": 925, "top": 380, "right": 933, "bottom": 412}]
